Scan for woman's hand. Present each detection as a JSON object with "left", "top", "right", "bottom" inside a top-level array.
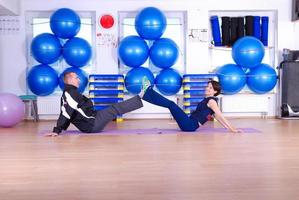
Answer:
[{"left": 208, "top": 100, "right": 243, "bottom": 134}]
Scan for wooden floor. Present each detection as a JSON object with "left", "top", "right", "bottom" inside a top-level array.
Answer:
[{"left": 1, "top": 118, "right": 299, "bottom": 200}]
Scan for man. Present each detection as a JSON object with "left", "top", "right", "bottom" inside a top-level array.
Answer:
[{"left": 45, "top": 71, "right": 143, "bottom": 136}]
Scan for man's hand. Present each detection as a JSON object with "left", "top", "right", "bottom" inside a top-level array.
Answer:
[
  {"left": 230, "top": 129, "right": 243, "bottom": 133},
  {"left": 44, "top": 132, "right": 59, "bottom": 137}
]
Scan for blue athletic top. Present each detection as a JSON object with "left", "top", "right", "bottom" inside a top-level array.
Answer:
[{"left": 190, "top": 96, "right": 218, "bottom": 125}]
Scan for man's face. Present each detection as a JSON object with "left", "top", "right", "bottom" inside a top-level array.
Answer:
[{"left": 67, "top": 72, "right": 80, "bottom": 88}]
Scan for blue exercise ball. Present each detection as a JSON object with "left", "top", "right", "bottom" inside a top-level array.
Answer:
[
  {"left": 150, "top": 38, "right": 179, "bottom": 69},
  {"left": 59, "top": 67, "right": 88, "bottom": 93},
  {"left": 27, "top": 64, "right": 58, "bottom": 96},
  {"left": 155, "top": 68, "right": 182, "bottom": 95},
  {"left": 232, "top": 36, "right": 265, "bottom": 69},
  {"left": 125, "top": 67, "right": 154, "bottom": 94},
  {"left": 31, "top": 33, "right": 62, "bottom": 64},
  {"left": 50, "top": 8, "right": 81, "bottom": 39},
  {"left": 216, "top": 64, "right": 246, "bottom": 94},
  {"left": 118, "top": 36, "right": 149, "bottom": 68},
  {"left": 62, "top": 37, "right": 92, "bottom": 68},
  {"left": 247, "top": 63, "right": 277, "bottom": 94},
  {"left": 135, "top": 7, "right": 167, "bottom": 40}
]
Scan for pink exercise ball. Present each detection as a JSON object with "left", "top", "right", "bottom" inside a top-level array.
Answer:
[{"left": 0, "top": 93, "right": 25, "bottom": 128}]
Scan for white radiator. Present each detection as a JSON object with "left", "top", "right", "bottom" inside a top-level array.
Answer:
[
  {"left": 37, "top": 96, "right": 60, "bottom": 115},
  {"left": 37, "top": 95, "right": 175, "bottom": 119},
  {"left": 36, "top": 95, "right": 271, "bottom": 118},
  {"left": 221, "top": 95, "right": 270, "bottom": 113}
]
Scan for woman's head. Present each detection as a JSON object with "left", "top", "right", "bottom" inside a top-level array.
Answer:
[{"left": 205, "top": 80, "right": 221, "bottom": 96}]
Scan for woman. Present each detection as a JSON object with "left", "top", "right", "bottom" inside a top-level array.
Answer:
[{"left": 141, "top": 78, "right": 242, "bottom": 133}]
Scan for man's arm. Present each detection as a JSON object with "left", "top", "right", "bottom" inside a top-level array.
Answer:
[
  {"left": 52, "top": 114, "right": 71, "bottom": 134},
  {"left": 45, "top": 92, "right": 77, "bottom": 137}
]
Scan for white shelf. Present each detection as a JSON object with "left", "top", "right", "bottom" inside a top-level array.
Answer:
[{"left": 209, "top": 46, "right": 274, "bottom": 51}]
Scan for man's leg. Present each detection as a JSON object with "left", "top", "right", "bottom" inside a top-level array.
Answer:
[{"left": 91, "top": 95, "right": 143, "bottom": 132}]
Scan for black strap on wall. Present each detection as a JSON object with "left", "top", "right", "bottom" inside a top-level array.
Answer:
[
  {"left": 245, "top": 16, "right": 254, "bottom": 36},
  {"left": 237, "top": 17, "right": 245, "bottom": 39},
  {"left": 221, "top": 16, "right": 230, "bottom": 46},
  {"left": 230, "top": 17, "right": 239, "bottom": 45}
]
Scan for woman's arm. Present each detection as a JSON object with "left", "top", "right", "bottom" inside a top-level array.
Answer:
[{"left": 207, "top": 99, "right": 242, "bottom": 133}]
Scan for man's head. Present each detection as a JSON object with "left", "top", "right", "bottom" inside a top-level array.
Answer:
[{"left": 63, "top": 72, "right": 80, "bottom": 88}]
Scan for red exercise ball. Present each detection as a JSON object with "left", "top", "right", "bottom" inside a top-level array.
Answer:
[{"left": 99, "top": 14, "right": 114, "bottom": 29}]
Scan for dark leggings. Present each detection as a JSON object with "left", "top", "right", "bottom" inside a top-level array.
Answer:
[{"left": 142, "top": 87, "right": 199, "bottom": 132}]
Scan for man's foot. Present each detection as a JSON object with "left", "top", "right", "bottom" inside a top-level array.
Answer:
[{"left": 139, "top": 76, "right": 151, "bottom": 98}]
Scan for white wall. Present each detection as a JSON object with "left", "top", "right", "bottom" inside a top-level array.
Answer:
[
  {"left": 0, "top": 0, "right": 19, "bottom": 15},
  {"left": 0, "top": 0, "right": 297, "bottom": 117}
]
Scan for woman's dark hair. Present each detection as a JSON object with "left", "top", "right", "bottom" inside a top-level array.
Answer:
[{"left": 208, "top": 80, "right": 221, "bottom": 96}]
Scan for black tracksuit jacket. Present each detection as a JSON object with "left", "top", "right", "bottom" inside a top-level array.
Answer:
[{"left": 53, "top": 84, "right": 96, "bottom": 134}]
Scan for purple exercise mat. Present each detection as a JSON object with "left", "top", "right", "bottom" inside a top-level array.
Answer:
[{"left": 42, "top": 127, "right": 261, "bottom": 135}]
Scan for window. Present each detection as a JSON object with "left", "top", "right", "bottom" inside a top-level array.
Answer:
[
  {"left": 118, "top": 11, "right": 187, "bottom": 75},
  {"left": 26, "top": 11, "right": 95, "bottom": 94}
]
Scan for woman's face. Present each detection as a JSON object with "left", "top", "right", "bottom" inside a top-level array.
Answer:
[{"left": 205, "top": 82, "right": 217, "bottom": 97}]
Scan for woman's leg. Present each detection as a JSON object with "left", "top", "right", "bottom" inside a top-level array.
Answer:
[{"left": 142, "top": 87, "right": 199, "bottom": 131}]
